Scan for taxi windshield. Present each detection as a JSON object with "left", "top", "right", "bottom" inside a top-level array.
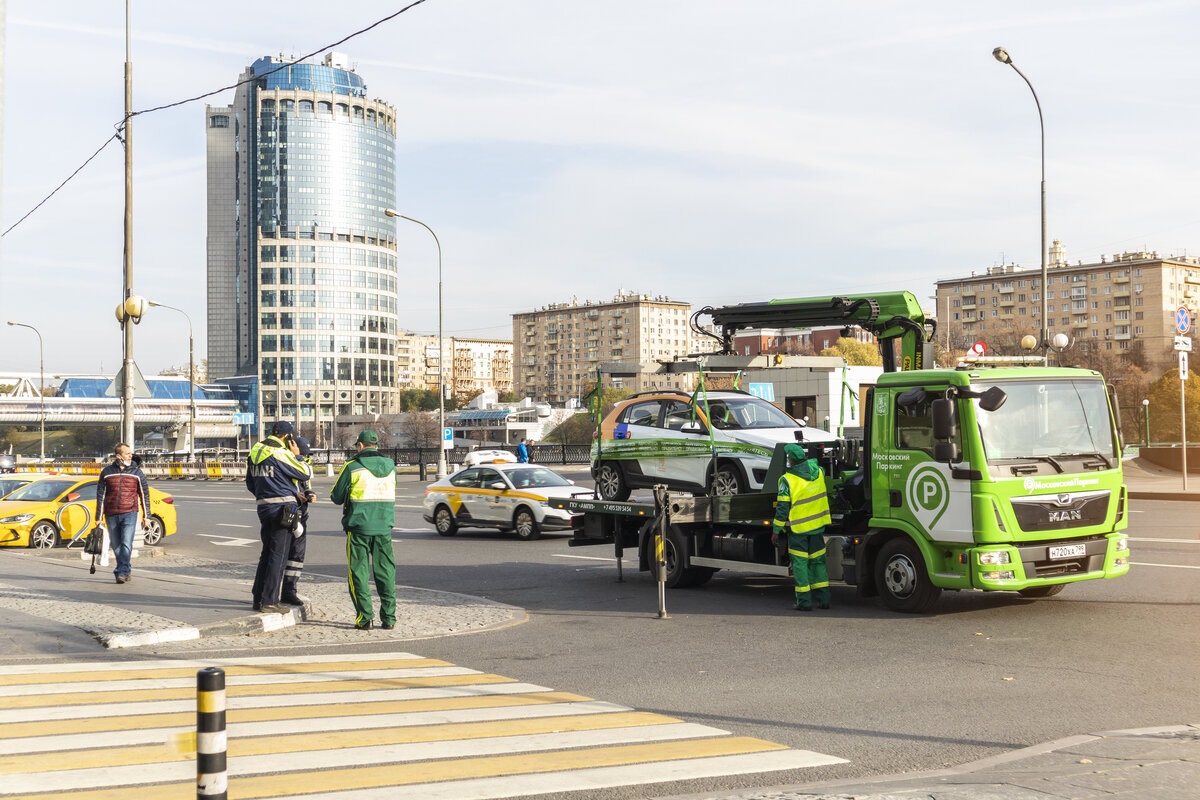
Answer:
[
  {"left": 975, "top": 379, "right": 1116, "bottom": 462},
  {"left": 0, "top": 479, "right": 31, "bottom": 497},
  {"left": 4, "top": 479, "right": 77, "bottom": 502},
  {"left": 504, "top": 467, "right": 571, "bottom": 489}
]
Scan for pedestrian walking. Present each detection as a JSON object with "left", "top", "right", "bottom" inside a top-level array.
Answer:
[
  {"left": 246, "top": 421, "right": 313, "bottom": 614},
  {"left": 771, "top": 443, "right": 832, "bottom": 611},
  {"left": 95, "top": 443, "right": 151, "bottom": 584},
  {"left": 330, "top": 430, "right": 397, "bottom": 630},
  {"left": 517, "top": 437, "right": 529, "bottom": 463},
  {"left": 281, "top": 436, "right": 318, "bottom": 605}
]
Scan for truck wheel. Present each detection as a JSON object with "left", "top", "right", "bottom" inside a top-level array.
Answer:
[
  {"left": 1018, "top": 584, "right": 1065, "bottom": 598},
  {"left": 662, "top": 525, "right": 715, "bottom": 588},
  {"left": 596, "top": 462, "right": 630, "bottom": 501},
  {"left": 875, "top": 537, "right": 941, "bottom": 613},
  {"left": 434, "top": 505, "right": 458, "bottom": 536},
  {"left": 709, "top": 464, "right": 744, "bottom": 496},
  {"left": 513, "top": 507, "right": 541, "bottom": 541}
]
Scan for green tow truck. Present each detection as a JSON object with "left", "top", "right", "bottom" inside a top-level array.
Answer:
[{"left": 556, "top": 291, "right": 1131, "bottom": 612}]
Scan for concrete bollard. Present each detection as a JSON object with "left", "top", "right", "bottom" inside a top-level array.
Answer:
[{"left": 196, "top": 667, "right": 228, "bottom": 800}]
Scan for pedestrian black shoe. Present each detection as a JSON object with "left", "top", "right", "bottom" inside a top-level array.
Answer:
[
  {"left": 252, "top": 600, "right": 262, "bottom": 612},
  {"left": 259, "top": 604, "right": 290, "bottom": 615},
  {"left": 280, "top": 594, "right": 304, "bottom": 605},
  {"left": 794, "top": 604, "right": 812, "bottom": 612},
  {"left": 355, "top": 620, "right": 373, "bottom": 630},
  {"left": 380, "top": 622, "right": 395, "bottom": 630},
  {"left": 817, "top": 602, "right": 830, "bottom": 610}
]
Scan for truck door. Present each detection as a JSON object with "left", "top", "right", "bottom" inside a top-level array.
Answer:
[{"left": 889, "top": 388, "right": 974, "bottom": 543}]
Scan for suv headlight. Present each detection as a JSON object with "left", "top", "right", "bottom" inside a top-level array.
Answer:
[
  {"left": 0, "top": 514, "right": 34, "bottom": 524},
  {"left": 978, "top": 550, "right": 1011, "bottom": 565}
]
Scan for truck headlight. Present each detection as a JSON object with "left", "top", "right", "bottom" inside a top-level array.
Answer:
[
  {"left": 0, "top": 514, "right": 34, "bottom": 524},
  {"left": 981, "top": 570, "right": 1016, "bottom": 581},
  {"left": 1114, "top": 538, "right": 1129, "bottom": 552},
  {"left": 978, "top": 550, "right": 1011, "bottom": 565}
]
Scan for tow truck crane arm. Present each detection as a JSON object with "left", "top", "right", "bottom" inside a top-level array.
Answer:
[{"left": 694, "top": 290, "right": 935, "bottom": 373}]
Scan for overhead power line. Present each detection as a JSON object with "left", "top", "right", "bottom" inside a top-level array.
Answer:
[{"left": 1, "top": 0, "right": 429, "bottom": 239}]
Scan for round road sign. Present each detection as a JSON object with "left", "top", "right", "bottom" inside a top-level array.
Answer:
[{"left": 1177, "top": 306, "right": 1191, "bottom": 335}]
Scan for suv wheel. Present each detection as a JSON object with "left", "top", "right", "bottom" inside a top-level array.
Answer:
[
  {"left": 710, "top": 464, "right": 744, "bottom": 496},
  {"left": 596, "top": 462, "right": 630, "bottom": 501}
]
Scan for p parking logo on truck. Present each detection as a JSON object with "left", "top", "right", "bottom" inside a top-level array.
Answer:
[{"left": 906, "top": 464, "right": 949, "bottom": 530}]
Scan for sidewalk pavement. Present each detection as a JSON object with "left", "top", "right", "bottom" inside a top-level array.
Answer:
[{"left": 1123, "top": 455, "right": 1200, "bottom": 501}]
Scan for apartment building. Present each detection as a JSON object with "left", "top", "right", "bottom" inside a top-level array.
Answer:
[
  {"left": 731, "top": 326, "right": 877, "bottom": 357},
  {"left": 512, "top": 291, "right": 718, "bottom": 403},
  {"left": 935, "top": 244, "right": 1199, "bottom": 373},
  {"left": 396, "top": 333, "right": 513, "bottom": 396}
]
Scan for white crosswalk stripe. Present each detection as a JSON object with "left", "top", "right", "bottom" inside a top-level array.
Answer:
[{"left": 0, "top": 653, "right": 847, "bottom": 799}]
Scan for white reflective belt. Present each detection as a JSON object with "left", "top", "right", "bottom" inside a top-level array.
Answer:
[{"left": 257, "top": 496, "right": 295, "bottom": 505}]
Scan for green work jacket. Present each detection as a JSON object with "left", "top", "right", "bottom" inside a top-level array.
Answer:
[{"left": 330, "top": 448, "right": 397, "bottom": 535}]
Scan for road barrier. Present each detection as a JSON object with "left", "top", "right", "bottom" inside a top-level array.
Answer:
[{"left": 196, "top": 667, "right": 228, "bottom": 800}]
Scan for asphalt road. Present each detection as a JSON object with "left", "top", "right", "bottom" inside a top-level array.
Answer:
[{"left": 36, "top": 475, "right": 1200, "bottom": 799}]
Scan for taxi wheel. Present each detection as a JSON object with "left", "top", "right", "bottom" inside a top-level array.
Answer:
[
  {"left": 434, "top": 505, "right": 458, "bottom": 537},
  {"left": 29, "top": 521, "right": 59, "bottom": 550},
  {"left": 596, "top": 462, "right": 630, "bottom": 501},
  {"left": 143, "top": 516, "right": 165, "bottom": 546},
  {"left": 513, "top": 507, "right": 541, "bottom": 541}
]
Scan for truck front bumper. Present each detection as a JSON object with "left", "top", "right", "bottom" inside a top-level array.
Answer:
[{"left": 964, "top": 533, "right": 1130, "bottom": 590}]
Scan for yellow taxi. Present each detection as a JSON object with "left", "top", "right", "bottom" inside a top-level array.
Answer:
[{"left": 0, "top": 475, "right": 177, "bottom": 550}]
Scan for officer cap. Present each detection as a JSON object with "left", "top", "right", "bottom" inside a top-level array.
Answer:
[
  {"left": 294, "top": 436, "right": 311, "bottom": 456},
  {"left": 272, "top": 421, "right": 296, "bottom": 437}
]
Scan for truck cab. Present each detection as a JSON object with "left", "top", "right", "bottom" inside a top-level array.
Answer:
[{"left": 842, "top": 364, "right": 1129, "bottom": 610}]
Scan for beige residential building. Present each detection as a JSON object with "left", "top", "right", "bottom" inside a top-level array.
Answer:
[
  {"left": 512, "top": 291, "right": 718, "bottom": 403},
  {"left": 396, "top": 333, "right": 513, "bottom": 396},
  {"left": 935, "top": 245, "right": 1199, "bottom": 373}
]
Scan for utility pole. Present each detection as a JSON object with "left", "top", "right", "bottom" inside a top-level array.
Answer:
[{"left": 120, "top": 0, "right": 136, "bottom": 445}]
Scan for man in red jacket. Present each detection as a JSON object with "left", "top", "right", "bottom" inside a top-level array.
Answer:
[{"left": 95, "top": 443, "right": 151, "bottom": 584}]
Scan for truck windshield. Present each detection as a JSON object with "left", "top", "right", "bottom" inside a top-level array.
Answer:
[{"left": 974, "top": 379, "right": 1116, "bottom": 462}]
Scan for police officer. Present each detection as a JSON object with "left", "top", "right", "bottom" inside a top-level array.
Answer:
[
  {"left": 281, "top": 436, "right": 318, "bottom": 605},
  {"left": 771, "top": 443, "right": 832, "bottom": 611},
  {"left": 246, "top": 421, "right": 313, "bottom": 614}
]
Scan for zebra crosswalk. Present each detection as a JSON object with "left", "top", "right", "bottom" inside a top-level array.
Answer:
[{"left": 0, "top": 652, "right": 846, "bottom": 799}]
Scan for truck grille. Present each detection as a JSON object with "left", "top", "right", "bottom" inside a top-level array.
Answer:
[
  {"left": 1009, "top": 490, "right": 1110, "bottom": 533},
  {"left": 1016, "top": 537, "right": 1108, "bottom": 578}
]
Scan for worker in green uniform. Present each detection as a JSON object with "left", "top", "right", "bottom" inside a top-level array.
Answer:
[
  {"left": 772, "top": 443, "right": 832, "bottom": 611},
  {"left": 330, "top": 430, "right": 397, "bottom": 630}
]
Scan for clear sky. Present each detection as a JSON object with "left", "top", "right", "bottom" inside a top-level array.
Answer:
[{"left": 2, "top": 0, "right": 1197, "bottom": 376}]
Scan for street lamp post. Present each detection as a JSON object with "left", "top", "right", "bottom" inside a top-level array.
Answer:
[
  {"left": 148, "top": 301, "right": 196, "bottom": 461},
  {"left": 385, "top": 209, "right": 447, "bottom": 478},
  {"left": 1142, "top": 398, "right": 1151, "bottom": 447},
  {"left": 6, "top": 321, "right": 44, "bottom": 463},
  {"left": 992, "top": 46, "right": 1048, "bottom": 357}
]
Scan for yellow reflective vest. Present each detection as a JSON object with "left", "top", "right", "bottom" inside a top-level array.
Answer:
[{"left": 780, "top": 470, "right": 831, "bottom": 535}]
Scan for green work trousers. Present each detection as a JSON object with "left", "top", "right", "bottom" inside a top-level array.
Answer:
[
  {"left": 346, "top": 531, "right": 396, "bottom": 627},
  {"left": 787, "top": 529, "right": 830, "bottom": 609}
]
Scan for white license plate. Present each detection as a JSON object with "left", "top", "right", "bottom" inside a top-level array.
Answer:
[{"left": 1048, "top": 544, "right": 1086, "bottom": 559}]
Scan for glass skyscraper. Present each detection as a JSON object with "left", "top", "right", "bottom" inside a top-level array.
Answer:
[{"left": 206, "top": 52, "right": 398, "bottom": 438}]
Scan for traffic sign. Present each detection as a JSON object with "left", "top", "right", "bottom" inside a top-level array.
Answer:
[
  {"left": 747, "top": 383, "right": 775, "bottom": 402},
  {"left": 232, "top": 412, "right": 256, "bottom": 426},
  {"left": 1182, "top": 351, "right": 1190, "bottom": 381},
  {"left": 1175, "top": 336, "right": 1193, "bottom": 352},
  {"left": 442, "top": 426, "right": 453, "bottom": 450},
  {"left": 1176, "top": 306, "right": 1191, "bottom": 335},
  {"left": 970, "top": 341, "right": 987, "bottom": 356}
]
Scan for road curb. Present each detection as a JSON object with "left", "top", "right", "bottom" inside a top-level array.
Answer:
[
  {"left": 1129, "top": 490, "right": 1200, "bottom": 501},
  {"left": 101, "top": 605, "right": 305, "bottom": 648}
]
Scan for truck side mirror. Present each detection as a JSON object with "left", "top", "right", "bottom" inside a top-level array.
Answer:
[
  {"left": 934, "top": 441, "right": 960, "bottom": 463},
  {"left": 931, "top": 398, "right": 955, "bottom": 440},
  {"left": 979, "top": 386, "right": 1007, "bottom": 412}
]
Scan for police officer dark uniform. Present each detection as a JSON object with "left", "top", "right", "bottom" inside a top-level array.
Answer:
[
  {"left": 771, "top": 443, "right": 833, "bottom": 611},
  {"left": 281, "top": 436, "right": 318, "bottom": 605},
  {"left": 246, "top": 421, "right": 313, "bottom": 614}
]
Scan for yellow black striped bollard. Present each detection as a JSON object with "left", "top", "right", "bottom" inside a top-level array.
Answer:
[{"left": 197, "top": 667, "right": 227, "bottom": 800}]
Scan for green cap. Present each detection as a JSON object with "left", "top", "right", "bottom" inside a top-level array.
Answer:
[
  {"left": 784, "top": 443, "right": 806, "bottom": 464},
  {"left": 356, "top": 430, "right": 379, "bottom": 445}
]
